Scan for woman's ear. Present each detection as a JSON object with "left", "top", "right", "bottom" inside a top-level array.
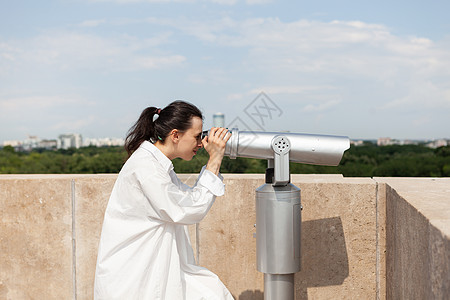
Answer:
[{"left": 170, "top": 129, "right": 180, "bottom": 144}]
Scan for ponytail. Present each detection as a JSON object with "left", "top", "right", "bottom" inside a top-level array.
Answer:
[
  {"left": 125, "top": 107, "right": 159, "bottom": 157},
  {"left": 124, "top": 101, "right": 203, "bottom": 157}
]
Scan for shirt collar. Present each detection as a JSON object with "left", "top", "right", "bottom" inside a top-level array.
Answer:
[{"left": 140, "top": 140, "right": 174, "bottom": 173}]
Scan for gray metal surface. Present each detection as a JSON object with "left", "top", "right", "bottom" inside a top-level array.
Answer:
[
  {"left": 209, "top": 126, "right": 349, "bottom": 299},
  {"left": 256, "top": 183, "right": 301, "bottom": 274},
  {"left": 224, "top": 128, "right": 349, "bottom": 165},
  {"left": 264, "top": 274, "right": 295, "bottom": 300},
  {"left": 271, "top": 135, "right": 291, "bottom": 186}
]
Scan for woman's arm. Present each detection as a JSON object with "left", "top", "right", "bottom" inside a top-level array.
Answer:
[
  {"left": 173, "top": 165, "right": 223, "bottom": 192},
  {"left": 135, "top": 165, "right": 224, "bottom": 225}
]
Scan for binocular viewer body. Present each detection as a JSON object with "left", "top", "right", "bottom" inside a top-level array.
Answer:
[
  {"left": 203, "top": 128, "right": 350, "bottom": 166},
  {"left": 202, "top": 127, "right": 350, "bottom": 299}
]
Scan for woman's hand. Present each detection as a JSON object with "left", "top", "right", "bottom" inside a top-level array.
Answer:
[{"left": 202, "top": 127, "right": 232, "bottom": 175}]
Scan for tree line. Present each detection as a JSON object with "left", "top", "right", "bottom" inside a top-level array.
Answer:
[{"left": 0, "top": 143, "right": 449, "bottom": 177}]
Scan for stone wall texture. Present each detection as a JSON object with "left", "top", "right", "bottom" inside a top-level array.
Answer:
[
  {"left": 375, "top": 178, "right": 450, "bottom": 299},
  {"left": 0, "top": 174, "right": 449, "bottom": 300}
]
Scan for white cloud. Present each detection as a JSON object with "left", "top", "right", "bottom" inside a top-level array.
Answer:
[
  {"left": 0, "top": 43, "right": 17, "bottom": 62},
  {"left": 88, "top": 0, "right": 189, "bottom": 3},
  {"left": 246, "top": 0, "right": 272, "bottom": 4},
  {"left": 52, "top": 115, "right": 97, "bottom": 131},
  {"left": 173, "top": 17, "right": 448, "bottom": 75},
  {"left": 381, "top": 81, "right": 450, "bottom": 110},
  {"left": 0, "top": 95, "right": 99, "bottom": 140},
  {"left": 86, "top": 0, "right": 253, "bottom": 3},
  {"left": 250, "top": 85, "right": 337, "bottom": 95},
  {"left": 131, "top": 55, "right": 185, "bottom": 69},
  {"left": 210, "top": 0, "right": 238, "bottom": 4},
  {"left": 78, "top": 19, "right": 106, "bottom": 27},
  {"left": 226, "top": 93, "right": 245, "bottom": 101},
  {"left": 412, "top": 114, "right": 432, "bottom": 127},
  {"left": 2, "top": 15, "right": 450, "bottom": 140},
  {"left": 170, "top": 17, "right": 450, "bottom": 111},
  {"left": 0, "top": 31, "right": 183, "bottom": 74},
  {"left": 137, "top": 16, "right": 450, "bottom": 117},
  {"left": 0, "top": 96, "right": 93, "bottom": 113},
  {"left": 303, "top": 99, "right": 341, "bottom": 112}
]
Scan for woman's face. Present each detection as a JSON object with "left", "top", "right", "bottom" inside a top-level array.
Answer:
[{"left": 176, "top": 116, "right": 203, "bottom": 161}]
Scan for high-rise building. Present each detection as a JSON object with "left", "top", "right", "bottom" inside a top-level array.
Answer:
[{"left": 213, "top": 112, "right": 225, "bottom": 128}]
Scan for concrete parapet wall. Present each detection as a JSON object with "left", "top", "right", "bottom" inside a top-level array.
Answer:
[
  {"left": 375, "top": 178, "right": 450, "bottom": 299},
  {"left": 0, "top": 175, "right": 449, "bottom": 299}
]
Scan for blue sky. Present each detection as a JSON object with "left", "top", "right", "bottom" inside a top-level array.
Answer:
[{"left": 1, "top": 0, "right": 449, "bottom": 143}]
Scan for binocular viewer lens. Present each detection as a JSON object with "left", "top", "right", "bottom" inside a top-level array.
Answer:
[{"left": 201, "top": 129, "right": 232, "bottom": 140}]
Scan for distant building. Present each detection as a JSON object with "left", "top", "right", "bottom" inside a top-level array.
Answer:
[
  {"left": 375, "top": 137, "right": 450, "bottom": 147},
  {"left": 39, "top": 139, "right": 58, "bottom": 150},
  {"left": 3, "top": 140, "right": 21, "bottom": 148},
  {"left": 213, "top": 112, "right": 225, "bottom": 128},
  {"left": 377, "top": 137, "right": 392, "bottom": 146},
  {"left": 426, "top": 139, "right": 448, "bottom": 148},
  {"left": 19, "top": 135, "right": 40, "bottom": 151},
  {"left": 2, "top": 134, "right": 124, "bottom": 151},
  {"left": 3, "top": 136, "right": 57, "bottom": 151},
  {"left": 376, "top": 137, "right": 418, "bottom": 146},
  {"left": 83, "top": 137, "right": 125, "bottom": 147},
  {"left": 351, "top": 140, "right": 365, "bottom": 146},
  {"left": 58, "top": 134, "right": 82, "bottom": 149}
]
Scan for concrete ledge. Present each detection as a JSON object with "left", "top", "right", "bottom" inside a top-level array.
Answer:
[
  {"left": 374, "top": 178, "right": 450, "bottom": 299},
  {"left": 374, "top": 178, "right": 450, "bottom": 239},
  {"left": 0, "top": 175, "right": 448, "bottom": 299}
]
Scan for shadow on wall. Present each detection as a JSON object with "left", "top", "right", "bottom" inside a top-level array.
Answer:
[
  {"left": 235, "top": 217, "right": 349, "bottom": 300},
  {"left": 295, "top": 216, "right": 349, "bottom": 299}
]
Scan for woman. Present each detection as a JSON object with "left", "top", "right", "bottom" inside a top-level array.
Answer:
[{"left": 94, "top": 100, "right": 234, "bottom": 299}]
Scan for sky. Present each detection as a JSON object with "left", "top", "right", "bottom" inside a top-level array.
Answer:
[{"left": 1, "top": 0, "right": 450, "bottom": 144}]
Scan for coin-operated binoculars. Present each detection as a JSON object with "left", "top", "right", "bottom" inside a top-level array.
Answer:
[{"left": 203, "top": 128, "right": 350, "bottom": 300}]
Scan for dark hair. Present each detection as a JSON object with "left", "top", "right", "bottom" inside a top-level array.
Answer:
[{"left": 124, "top": 100, "right": 203, "bottom": 157}]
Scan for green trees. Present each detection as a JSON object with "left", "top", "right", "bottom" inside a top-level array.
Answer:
[
  {"left": 0, "top": 144, "right": 449, "bottom": 176},
  {"left": 0, "top": 146, "right": 127, "bottom": 174},
  {"left": 338, "top": 144, "right": 449, "bottom": 177},
  {"left": 0, "top": 146, "right": 22, "bottom": 173}
]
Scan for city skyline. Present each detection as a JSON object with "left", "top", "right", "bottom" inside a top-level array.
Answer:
[
  {"left": 1, "top": 0, "right": 450, "bottom": 144},
  {"left": 2, "top": 108, "right": 450, "bottom": 146},
  {"left": 3, "top": 113, "right": 448, "bottom": 151}
]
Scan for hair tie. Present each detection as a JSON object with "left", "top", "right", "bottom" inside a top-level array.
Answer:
[{"left": 153, "top": 108, "right": 161, "bottom": 122}]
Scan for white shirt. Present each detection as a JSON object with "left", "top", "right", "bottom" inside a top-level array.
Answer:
[{"left": 94, "top": 141, "right": 234, "bottom": 300}]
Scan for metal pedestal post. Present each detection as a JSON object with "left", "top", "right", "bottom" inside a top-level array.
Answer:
[
  {"left": 256, "top": 177, "right": 301, "bottom": 300},
  {"left": 264, "top": 274, "right": 295, "bottom": 300},
  {"left": 255, "top": 139, "right": 303, "bottom": 300}
]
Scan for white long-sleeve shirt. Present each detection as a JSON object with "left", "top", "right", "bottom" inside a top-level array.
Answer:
[{"left": 94, "top": 141, "right": 234, "bottom": 300}]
